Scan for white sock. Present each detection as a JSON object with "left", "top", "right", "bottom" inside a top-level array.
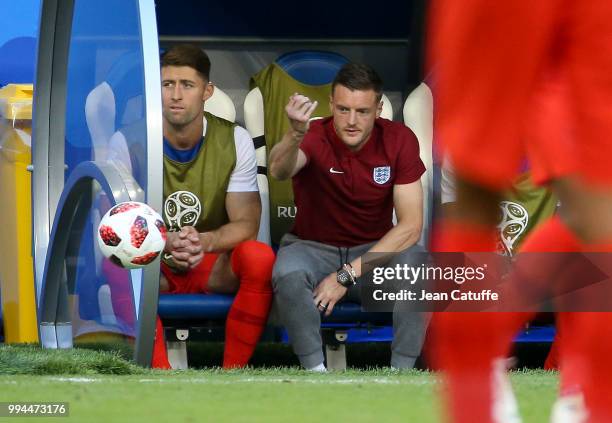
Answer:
[
  {"left": 550, "top": 391, "right": 587, "bottom": 423},
  {"left": 307, "top": 363, "right": 327, "bottom": 372},
  {"left": 491, "top": 357, "right": 522, "bottom": 423}
]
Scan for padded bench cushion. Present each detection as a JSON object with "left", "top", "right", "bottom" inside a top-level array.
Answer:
[
  {"left": 158, "top": 293, "right": 392, "bottom": 324},
  {"left": 158, "top": 294, "right": 234, "bottom": 320}
]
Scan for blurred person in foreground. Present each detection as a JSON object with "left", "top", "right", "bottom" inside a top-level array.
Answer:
[{"left": 427, "top": 1, "right": 612, "bottom": 422}]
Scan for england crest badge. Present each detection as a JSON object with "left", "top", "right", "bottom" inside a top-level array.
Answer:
[{"left": 373, "top": 166, "right": 391, "bottom": 184}]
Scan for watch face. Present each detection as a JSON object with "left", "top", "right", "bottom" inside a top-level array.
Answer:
[{"left": 337, "top": 269, "right": 351, "bottom": 285}]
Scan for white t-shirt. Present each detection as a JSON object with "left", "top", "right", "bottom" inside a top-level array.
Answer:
[{"left": 203, "top": 117, "right": 258, "bottom": 193}]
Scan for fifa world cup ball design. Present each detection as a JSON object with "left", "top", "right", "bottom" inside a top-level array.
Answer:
[
  {"left": 162, "top": 191, "right": 202, "bottom": 261},
  {"left": 164, "top": 190, "right": 202, "bottom": 231},
  {"left": 97, "top": 201, "right": 167, "bottom": 269},
  {"left": 497, "top": 201, "right": 529, "bottom": 256}
]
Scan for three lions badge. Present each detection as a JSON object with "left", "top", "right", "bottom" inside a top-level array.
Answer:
[{"left": 373, "top": 166, "right": 391, "bottom": 184}]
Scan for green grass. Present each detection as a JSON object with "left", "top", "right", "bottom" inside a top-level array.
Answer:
[
  {"left": 0, "top": 345, "right": 559, "bottom": 422},
  {"left": 0, "top": 344, "right": 145, "bottom": 375}
]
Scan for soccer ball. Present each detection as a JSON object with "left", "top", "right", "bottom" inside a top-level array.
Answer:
[{"left": 97, "top": 201, "right": 167, "bottom": 269}]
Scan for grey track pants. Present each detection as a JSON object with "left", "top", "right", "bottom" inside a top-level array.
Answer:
[{"left": 272, "top": 233, "right": 430, "bottom": 369}]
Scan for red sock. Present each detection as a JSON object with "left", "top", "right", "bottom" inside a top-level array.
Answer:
[
  {"left": 544, "top": 332, "right": 560, "bottom": 370},
  {"left": 521, "top": 222, "right": 612, "bottom": 421},
  {"left": 517, "top": 216, "right": 612, "bottom": 413},
  {"left": 152, "top": 316, "right": 171, "bottom": 369},
  {"left": 430, "top": 219, "right": 512, "bottom": 423},
  {"left": 517, "top": 217, "right": 612, "bottom": 421},
  {"left": 573, "top": 239, "right": 612, "bottom": 422},
  {"left": 431, "top": 312, "right": 517, "bottom": 423},
  {"left": 517, "top": 217, "right": 580, "bottom": 379},
  {"left": 560, "top": 311, "right": 612, "bottom": 423},
  {"left": 223, "top": 241, "right": 275, "bottom": 368}
]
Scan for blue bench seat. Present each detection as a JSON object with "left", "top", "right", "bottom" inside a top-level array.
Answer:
[{"left": 158, "top": 293, "right": 392, "bottom": 325}]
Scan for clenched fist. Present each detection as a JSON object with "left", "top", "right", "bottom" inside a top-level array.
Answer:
[{"left": 285, "top": 93, "right": 318, "bottom": 136}]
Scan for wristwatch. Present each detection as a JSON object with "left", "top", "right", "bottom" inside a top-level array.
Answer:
[{"left": 336, "top": 264, "right": 357, "bottom": 287}]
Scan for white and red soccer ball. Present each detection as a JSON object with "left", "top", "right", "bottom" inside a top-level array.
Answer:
[{"left": 97, "top": 201, "right": 167, "bottom": 269}]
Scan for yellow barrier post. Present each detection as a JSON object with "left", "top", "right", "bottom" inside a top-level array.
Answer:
[{"left": 0, "top": 84, "right": 38, "bottom": 343}]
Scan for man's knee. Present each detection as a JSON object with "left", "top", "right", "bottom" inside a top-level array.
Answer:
[
  {"left": 231, "top": 240, "right": 275, "bottom": 284},
  {"left": 271, "top": 257, "right": 312, "bottom": 295}
]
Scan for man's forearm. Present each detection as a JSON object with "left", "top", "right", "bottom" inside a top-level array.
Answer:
[
  {"left": 268, "top": 129, "right": 304, "bottom": 180},
  {"left": 349, "top": 222, "right": 422, "bottom": 279},
  {"left": 200, "top": 220, "right": 259, "bottom": 254}
]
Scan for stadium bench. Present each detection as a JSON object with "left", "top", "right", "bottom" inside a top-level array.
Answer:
[
  {"left": 158, "top": 293, "right": 393, "bottom": 369},
  {"left": 158, "top": 53, "right": 414, "bottom": 370}
]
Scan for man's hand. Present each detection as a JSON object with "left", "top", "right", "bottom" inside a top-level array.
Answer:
[
  {"left": 285, "top": 93, "right": 318, "bottom": 136},
  {"left": 269, "top": 94, "right": 313, "bottom": 180},
  {"left": 165, "top": 226, "right": 204, "bottom": 270},
  {"left": 313, "top": 273, "right": 348, "bottom": 317}
]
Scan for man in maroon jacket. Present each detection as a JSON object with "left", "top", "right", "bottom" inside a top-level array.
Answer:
[{"left": 269, "top": 63, "right": 429, "bottom": 371}]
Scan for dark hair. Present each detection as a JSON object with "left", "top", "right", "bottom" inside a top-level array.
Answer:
[
  {"left": 332, "top": 63, "right": 383, "bottom": 101},
  {"left": 160, "top": 44, "right": 211, "bottom": 81}
]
